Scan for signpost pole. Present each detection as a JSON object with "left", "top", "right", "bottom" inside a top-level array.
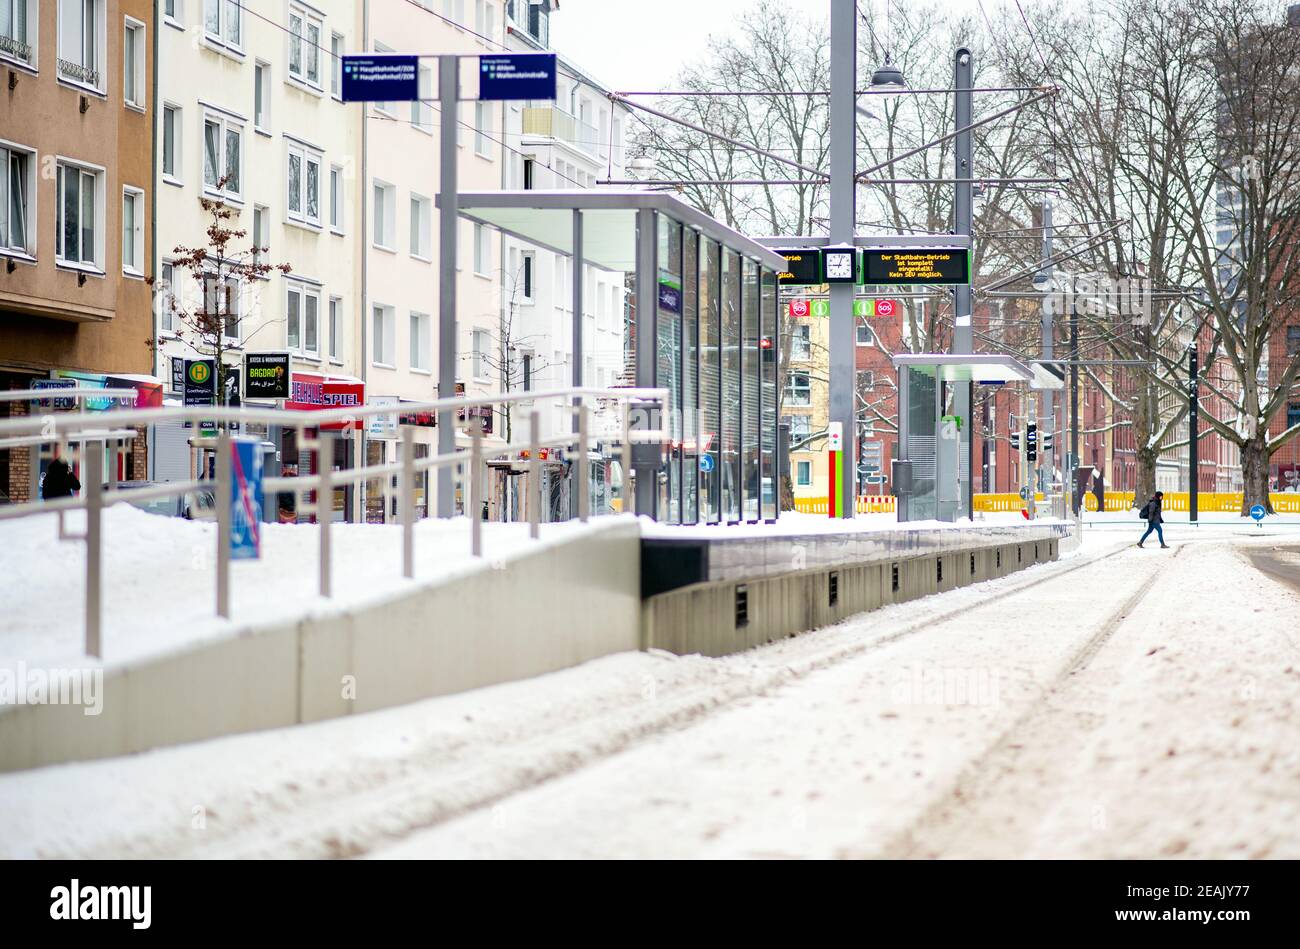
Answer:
[
  {"left": 954, "top": 48, "right": 974, "bottom": 521},
  {"left": 829, "top": 0, "right": 856, "bottom": 520},
  {"left": 216, "top": 426, "right": 231, "bottom": 619},
  {"left": 437, "top": 53, "right": 459, "bottom": 519},
  {"left": 1189, "top": 341, "right": 1199, "bottom": 524}
]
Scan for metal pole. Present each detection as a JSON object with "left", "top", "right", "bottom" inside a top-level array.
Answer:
[
  {"left": 470, "top": 416, "right": 483, "bottom": 556},
  {"left": 622, "top": 401, "right": 635, "bottom": 516},
  {"left": 1070, "top": 301, "right": 1081, "bottom": 515},
  {"left": 1189, "top": 341, "right": 1199, "bottom": 523},
  {"left": 577, "top": 402, "right": 589, "bottom": 523},
  {"left": 400, "top": 425, "right": 414, "bottom": 578},
  {"left": 829, "top": 0, "right": 856, "bottom": 519},
  {"left": 528, "top": 409, "right": 541, "bottom": 539},
  {"left": 436, "top": 53, "right": 459, "bottom": 518},
  {"left": 319, "top": 432, "right": 332, "bottom": 597},
  {"left": 1039, "top": 198, "right": 1055, "bottom": 497},
  {"left": 216, "top": 426, "right": 231, "bottom": 619},
  {"left": 572, "top": 208, "right": 584, "bottom": 519},
  {"left": 954, "top": 47, "right": 974, "bottom": 521},
  {"left": 84, "top": 439, "right": 103, "bottom": 658},
  {"left": 633, "top": 206, "right": 657, "bottom": 517}
]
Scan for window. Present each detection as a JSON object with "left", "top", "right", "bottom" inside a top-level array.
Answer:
[
  {"left": 1287, "top": 326, "right": 1300, "bottom": 357},
  {"left": 288, "top": 4, "right": 321, "bottom": 87},
  {"left": 55, "top": 160, "right": 101, "bottom": 268},
  {"left": 519, "top": 251, "right": 534, "bottom": 302},
  {"left": 412, "top": 63, "right": 433, "bottom": 130},
  {"left": 786, "top": 414, "right": 811, "bottom": 439},
  {"left": 202, "top": 0, "right": 240, "bottom": 50},
  {"left": 409, "top": 311, "right": 430, "bottom": 371},
  {"left": 59, "top": 0, "right": 105, "bottom": 89},
  {"left": 784, "top": 372, "right": 811, "bottom": 406},
  {"left": 791, "top": 324, "right": 811, "bottom": 360},
  {"left": 372, "top": 41, "right": 395, "bottom": 114},
  {"left": 162, "top": 105, "right": 181, "bottom": 180},
  {"left": 857, "top": 322, "right": 876, "bottom": 346},
  {"left": 472, "top": 328, "right": 490, "bottom": 379},
  {"left": 796, "top": 461, "right": 812, "bottom": 486},
  {"left": 522, "top": 157, "right": 535, "bottom": 190},
  {"left": 373, "top": 181, "right": 395, "bottom": 249},
  {"left": 474, "top": 101, "right": 492, "bottom": 157},
  {"left": 0, "top": 144, "right": 34, "bottom": 255},
  {"left": 251, "top": 205, "right": 267, "bottom": 269},
  {"left": 123, "top": 19, "right": 144, "bottom": 108},
  {"left": 329, "top": 165, "right": 343, "bottom": 233},
  {"left": 473, "top": 222, "right": 490, "bottom": 276},
  {"left": 330, "top": 33, "right": 343, "bottom": 98},
  {"left": 328, "top": 296, "right": 341, "bottom": 360},
  {"left": 202, "top": 113, "right": 242, "bottom": 198},
  {"left": 163, "top": 0, "right": 180, "bottom": 25},
  {"left": 254, "top": 62, "right": 270, "bottom": 130},
  {"left": 203, "top": 272, "right": 240, "bottom": 339},
  {"left": 857, "top": 370, "right": 875, "bottom": 391},
  {"left": 410, "top": 194, "right": 430, "bottom": 259},
  {"left": 286, "top": 141, "right": 321, "bottom": 226},
  {"left": 372, "top": 304, "right": 395, "bottom": 365},
  {"left": 1289, "top": 403, "right": 1300, "bottom": 430},
  {"left": 286, "top": 282, "right": 319, "bottom": 354},
  {"left": 1, "top": 0, "right": 34, "bottom": 64},
  {"left": 158, "top": 261, "right": 176, "bottom": 332},
  {"left": 121, "top": 187, "right": 143, "bottom": 275}
]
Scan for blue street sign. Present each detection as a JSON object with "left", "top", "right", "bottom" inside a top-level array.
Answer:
[
  {"left": 341, "top": 54, "right": 420, "bottom": 103},
  {"left": 479, "top": 53, "right": 557, "bottom": 101},
  {"left": 1250, "top": 504, "right": 1266, "bottom": 522},
  {"left": 230, "top": 436, "right": 264, "bottom": 560},
  {"left": 699, "top": 454, "right": 715, "bottom": 473}
]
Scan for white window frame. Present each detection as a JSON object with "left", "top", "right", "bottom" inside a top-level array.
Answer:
[
  {"left": 123, "top": 17, "right": 145, "bottom": 110},
  {"left": 286, "top": 280, "right": 320, "bottom": 355},
  {"left": 54, "top": 157, "right": 104, "bottom": 271},
  {"left": 372, "top": 41, "right": 396, "bottom": 116},
  {"left": 474, "top": 100, "right": 492, "bottom": 157},
  {"left": 162, "top": 0, "right": 182, "bottom": 29},
  {"left": 409, "top": 193, "right": 430, "bottom": 260},
  {"left": 0, "top": 140, "right": 37, "bottom": 258},
  {"left": 251, "top": 204, "right": 268, "bottom": 273},
  {"left": 328, "top": 295, "right": 342, "bottom": 361},
  {"left": 330, "top": 31, "right": 343, "bottom": 100},
  {"left": 203, "top": 270, "right": 242, "bottom": 341},
  {"left": 372, "top": 303, "right": 395, "bottom": 367},
  {"left": 1, "top": 0, "right": 38, "bottom": 68},
  {"left": 254, "top": 60, "right": 271, "bottom": 132},
  {"left": 473, "top": 222, "right": 490, "bottom": 277},
  {"left": 158, "top": 260, "right": 177, "bottom": 333},
  {"left": 285, "top": 139, "right": 322, "bottom": 228},
  {"left": 121, "top": 185, "right": 144, "bottom": 276},
  {"left": 856, "top": 322, "right": 876, "bottom": 346},
  {"left": 161, "top": 103, "right": 182, "bottom": 183},
  {"left": 796, "top": 460, "right": 812, "bottom": 486},
  {"left": 201, "top": 0, "right": 242, "bottom": 54},
  {"left": 412, "top": 62, "right": 433, "bottom": 132},
  {"left": 409, "top": 310, "right": 431, "bottom": 372},
  {"left": 329, "top": 164, "right": 343, "bottom": 234},
  {"left": 201, "top": 111, "right": 243, "bottom": 200},
  {"left": 58, "top": 0, "right": 106, "bottom": 93},
  {"left": 472, "top": 327, "right": 491, "bottom": 380},
  {"left": 287, "top": 2, "right": 322, "bottom": 90},
  {"left": 784, "top": 372, "right": 811, "bottom": 406},
  {"left": 518, "top": 250, "right": 535, "bottom": 303},
  {"left": 372, "top": 180, "right": 395, "bottom": 251}
]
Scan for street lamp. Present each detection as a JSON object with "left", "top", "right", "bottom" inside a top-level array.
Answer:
[{"left": 869, "top": 52, "right": 907, "bottom": 94}]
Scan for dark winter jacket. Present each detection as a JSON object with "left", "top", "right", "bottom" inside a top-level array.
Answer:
[
  {"left": 1144, "top": 496, "right": 1163, "bottom": 524},
  {"left": 41, "top": 459, "right": 81, "bottom": 500}
]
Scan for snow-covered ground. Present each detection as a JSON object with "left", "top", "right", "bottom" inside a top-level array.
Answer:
[{"left": 3, "top": 525, "right": 1296, "bottom": 859}]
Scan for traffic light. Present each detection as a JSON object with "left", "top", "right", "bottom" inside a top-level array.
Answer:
[
  {"left": 1026, "top": 424, "right": 1038, "bottom": 462},
  {"left": 1010, "top": 432, "right": 1020, "bottom": 450},
  {"left": 1042, "top": 431, "right": 1054, "bottom": 453}
]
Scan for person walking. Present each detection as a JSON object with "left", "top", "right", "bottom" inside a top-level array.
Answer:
[
  {"left": 40, "top": 449, "right": 81, "bottom": 500},
  {"left": 1137, "top": 490, "right": 1168, "bottom": 548}
]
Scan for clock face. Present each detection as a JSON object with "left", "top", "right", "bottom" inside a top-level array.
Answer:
[{"left": 825, "top": 251, "right": 854, "bottom": 281}]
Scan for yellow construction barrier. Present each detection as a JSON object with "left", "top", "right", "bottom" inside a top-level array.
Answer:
[
  {"left": 793, "top": 495, "right": 897, "bottom": 514},
  {"left": 1082, "top": 492, "right": 1300, "bottom": 514}
]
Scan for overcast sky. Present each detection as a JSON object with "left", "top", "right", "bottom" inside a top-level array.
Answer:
[{"left": 550, "top": 0, "right": 988, "bottom": 92}]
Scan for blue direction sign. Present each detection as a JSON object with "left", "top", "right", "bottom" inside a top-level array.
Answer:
[
  {"left": 341, "top": 54, "right": 420, "bottom": 103},
  {"left": 479, "top": 53, "right": 557, "bottom": 101},
  {"left": 699, "top": 454, "right": 715, "bottom": 473},
  {"left": 1250, "top": 504, "right": 1266, "bottom": 522}
]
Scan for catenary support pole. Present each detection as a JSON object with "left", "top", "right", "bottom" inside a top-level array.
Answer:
[
  {"left": 829, "top": 0, "right": 857, "bottom": 519},
  {"left": 1070, "top": 300, "right": 1080, "bottom": 515},
  {"left": 436, "top": 54, "right": 459, "bottom": 518},
  {"left": 1189, "top": 341, "right": 1199, "bottom": 523},
  {"left": 954, "top": 47, "right": 974, "bottom": 520},
  {"left": 1039, "top": 198, "right": 1055, "bottom": 498}
]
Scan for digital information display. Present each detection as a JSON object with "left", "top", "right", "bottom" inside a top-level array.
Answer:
[
  {"left": 861, "top": 248, "right": 970, "bottom": 285},
  {"left": 775, "top": 249, "right": 821, "bottom": 285}
]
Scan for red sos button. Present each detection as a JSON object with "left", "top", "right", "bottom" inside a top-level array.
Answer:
[
  {"left": 876, "top": 299, "right": 897, "bottom": 317},
  {"left": 789, "top": 299, "right": 810, "bottom": 318}
]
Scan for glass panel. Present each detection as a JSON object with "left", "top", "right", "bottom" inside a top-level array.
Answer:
[
  {"left": 204, "top": 121, "right": 219, "bottom": 187},
  {"left": 742, "top": 257, "right": 760, "bottom": 521},
  {"left": 205, "top": 0, "right": 219, "bottom": 35},
  {"left": 163, "top": 109, "right": 175, "bottom": 175},
  {"left": 306, "top": 23, "right": 319, "bottom": 83},
  {"left": 304, "top": 293, "right": 317, "bottom": 351},
  {"left": 124, "top": 28, "right": 136, "bottom": 102},
  {"left": 761, "top": 268, "right": 778, "bottom": 521},
  {"left": 699, "top": 237, "right": 720, "bottom": 523},
  {"left": 305, "top": 159, "right": 318, "bottom": 220},
  {"left": 288, "top": 13, "right": 302, "bottom": 75},
  {"left": 79, "top": 171, "right": 94, "bottom": 264},
  {"left": 721, "top": 250, "right": 741, "bottom": 522},
  {"left": 906, "top": 368, "right": 938, "bottom": 520},
  {"left": 286, "top": 289, "right": 300, "bottom": 349},
  {"left": 224, "top": 128, "right": 240, "bottom": 193},
  {"left": 122, "top": 193, "right": 134, "bottom": 268},
  {"left": 288, "top": 153, "right": 301, "bottom": 213},
  {"left": 656, "top": 215, "right": 682, "bottom": 522},
  {"left": 225, "top": 0, "right": 239, "bottom": 44},
  {"left": 682, "top": 230, "right": 699, "bottom": 524}
]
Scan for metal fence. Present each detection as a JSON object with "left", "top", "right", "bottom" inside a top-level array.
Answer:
[{"left": 0, "top": 386, "right": 666, "bottom": 658}]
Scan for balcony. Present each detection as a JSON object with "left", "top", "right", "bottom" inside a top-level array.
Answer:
[
  {"left": 521, "top": 106, "right": 599, "bottom": 158},
  {"left": 0, "top": 34, "right": 32, "bottom": 63},
  {"left": 58, "top": 59, "right": 100, "bottom": 88}
]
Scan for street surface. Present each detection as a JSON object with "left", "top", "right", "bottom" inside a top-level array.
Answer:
[{"left": 2, "top": 525, "right": 1298, "bottom": 859}]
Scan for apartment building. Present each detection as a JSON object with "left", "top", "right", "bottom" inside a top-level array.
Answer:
[{"left": 0, "top": 0, "right": 157, "bottom": 502}]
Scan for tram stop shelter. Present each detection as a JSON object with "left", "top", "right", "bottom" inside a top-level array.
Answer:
[
  {"left": 892, "top": 353, "right": 1064, "bottom": 523},
  {"left": 446, "top": 189, "right": 788, "bottom": 524}
]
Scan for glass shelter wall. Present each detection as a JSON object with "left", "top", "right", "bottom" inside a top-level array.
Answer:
[{"left": 649, "top": 212, "right": 778, "bottom": 525}]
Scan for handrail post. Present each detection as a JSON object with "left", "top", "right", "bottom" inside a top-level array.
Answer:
[
  {"left": 318, "top": 431, "right": 332, "bottom": 598},
  {"left": 400, "top": 425, "right": 414, "bottom": 579},
  {"left": 577, "top": 402, "right": 589, "bottom": 523},
  {"left": 84, "top": 439, "right": 103, "bottom": 658},
  {"left": 470, "top": 416, "right": 483, "bottom": 557},
  {"left": 215, "top": 426, "right": 231, "bottom": 620},
  {"left": 529, "top": 409, "right": 541, "bottom": 540},
  {"left": 621, "top": 401, "right": 635, "bottom": 516}
]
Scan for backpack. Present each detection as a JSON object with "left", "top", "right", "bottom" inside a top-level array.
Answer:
[{"left": 1138, "top": 501, "right": 1151, "bottom": 520}]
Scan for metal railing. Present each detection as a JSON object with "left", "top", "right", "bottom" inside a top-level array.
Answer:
[{"left": 0, "top": 386, "right": 666, "bottom": 659}]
